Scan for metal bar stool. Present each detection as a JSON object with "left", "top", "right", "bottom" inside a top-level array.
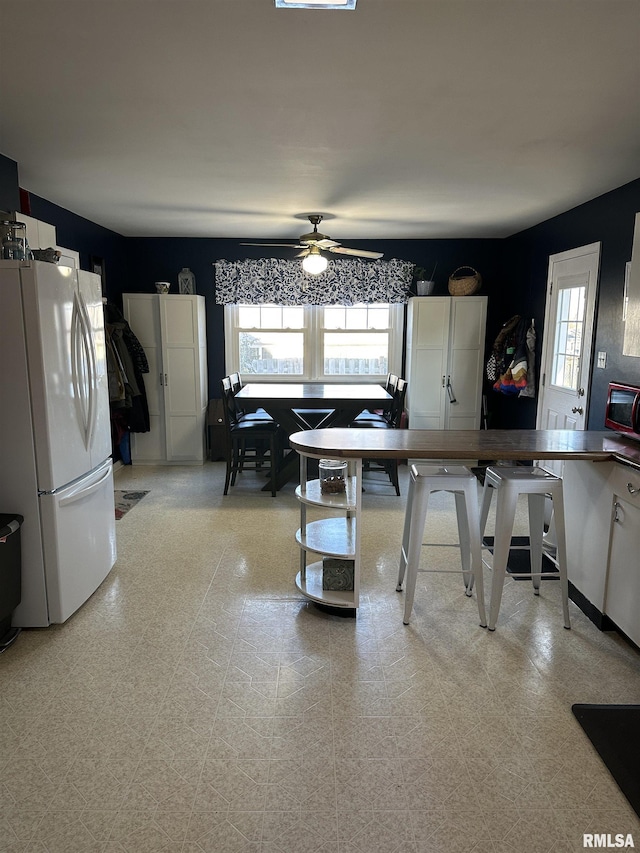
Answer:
[
  {"left": 397, "top": 465, "right": 487, "bottom": 628},
  {"left": 479, "top": 466, "right": 571, "bottom": 631}
]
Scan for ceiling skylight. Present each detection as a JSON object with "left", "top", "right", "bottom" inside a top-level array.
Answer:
[{"left": 275, "top": 0, "right": 356, "bottom": 9}]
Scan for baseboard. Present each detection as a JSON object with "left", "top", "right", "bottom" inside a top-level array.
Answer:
[{"left": 568, "top": 581, "right": 606, "bottom": 629}]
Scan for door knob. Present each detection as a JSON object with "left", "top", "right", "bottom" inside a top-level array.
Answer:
[{"left": 571, "top": 406, "right": 583, "bottom": 415}]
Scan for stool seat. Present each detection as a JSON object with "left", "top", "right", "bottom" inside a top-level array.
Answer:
[
  {"left": 397, "top": 465, "right": 487, "bottom": 628},
  {"left": 480, "top": 465, "right": 570, "bottom": 631}
]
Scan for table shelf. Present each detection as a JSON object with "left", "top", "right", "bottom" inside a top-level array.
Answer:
[
  {"left": 295, "top": 562, "right": 357, "bottom": 609},
  {"left": 295, "top": 476, "right": 358, "bottom": 510},
  {"left": 295, "top": 456, "right": 362, "bottom": 611}
]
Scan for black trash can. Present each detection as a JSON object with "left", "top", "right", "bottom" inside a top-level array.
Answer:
[{"left": 0, "top": 514, "right": 23, "bottom": 651}]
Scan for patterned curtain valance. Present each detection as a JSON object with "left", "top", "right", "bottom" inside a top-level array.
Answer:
[{"left": 214, "top": 257, "right": 413, "bottom": 305}]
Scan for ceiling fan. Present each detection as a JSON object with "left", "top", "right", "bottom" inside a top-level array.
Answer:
[{"left": 241, "top": 214, "right": 384, "bottom": 274}]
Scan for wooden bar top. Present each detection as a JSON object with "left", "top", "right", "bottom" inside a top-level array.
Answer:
[{"left": 289, "top": 429, "right": 640, "bottom": 468}]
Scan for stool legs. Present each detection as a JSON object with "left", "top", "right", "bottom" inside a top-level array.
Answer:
[
  {"left": 398, "top": 473, "right": 486, "bottom": 629},
  {"left": 454, "top": 492, "right": 473, "bottom": 594},
  {"left": 527, "top": 493, "right": 545, "bottom": 594},
  {"left": 552, "top": 494, "right": 571, "bottom": 630},
  {"left": 397, "top": 472, "right": 415, "bottom": 592},
  {"left": 487, "top": 485, "right": 519, "bottom": 632},
  {"left": 400, "top": 481, "right": 431, "bottom": 625},
  {"left": 481, "top": 468, "right": 571, "bottom": 632},
  {"left": 463, "top": 483, "right": 487, "bottom": 628}
]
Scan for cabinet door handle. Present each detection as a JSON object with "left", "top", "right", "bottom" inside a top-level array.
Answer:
[
  {"left": 160, "top": 372, "right": 164, "bottom": 386},
  {"left": 446, "top": 376, "right": 457, "bottom": 403},
  {"left": 571, "top": 406, "right": 583, "bottom": 415},
  {"left": 613, "top": 501, "right": 622, "bottom": 523},
  {"left": 627, "top": 482, "right": 640, "bottom": 495},
  {"left": 164, "top": 373, "right": 168, "bottom": 386}
]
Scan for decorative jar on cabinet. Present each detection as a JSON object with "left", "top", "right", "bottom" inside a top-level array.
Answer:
[{"left": 178, "top": 267, "right": 195, "bottom": 295}]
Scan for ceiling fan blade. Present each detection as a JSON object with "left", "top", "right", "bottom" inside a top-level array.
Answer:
[
  {"left": 314, "top": 238, "right": 341, "bottom": 249},
  {"left": 239, "top": 242, "right": 304, "bottom": 248},
  {"left": 295, "top": 248, "right": 310, "bottom": 258},
  {"left": 328, "top": 246, "right": 384, "bottom": 259}
]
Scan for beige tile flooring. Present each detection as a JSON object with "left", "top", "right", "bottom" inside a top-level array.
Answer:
[{"left": 2, "top": 461, "right": 640, "bottom": 852}]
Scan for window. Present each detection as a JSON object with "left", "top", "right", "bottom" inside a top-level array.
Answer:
[
  {"left": 225, "top": 302, "right": 403, "bottom": 382},
  {"left": 551, "top": 285, "right": 586, "bottom": 390}
]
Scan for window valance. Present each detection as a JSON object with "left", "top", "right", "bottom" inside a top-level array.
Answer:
[{"left": 214, "top": 258, "right": 413, "bottom": 305}]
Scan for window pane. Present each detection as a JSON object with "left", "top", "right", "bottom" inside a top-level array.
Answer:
[
  {"left": 323, "top": 332, "right": 389, "bottom": 375},
  {"left": 239, "top": 332, "right": 303, "bottom": 374},
  {"left": 551, "top": 284, "right": 586, "bottom": 390},
  {"left": 261, "top": 305, "right": 283, "bottom": 328},
  {"left": 368, "top": 306, "right": 389, "bottom": 329},
  {"left": 345, "top": 308, "right": 368, "bottom": 330},
  {"left": 282, "top": 306, "right": 304, "bottom": 328},
  {"left": 238, "top": 305, "right": 261, "bottom": 328},
  {"left": 324, "top": 307, "right": 345, "bottom": 329}
]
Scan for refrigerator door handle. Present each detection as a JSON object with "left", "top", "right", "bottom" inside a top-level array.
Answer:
[
  {"left": 71, "top": 291, "right": 98, "bottom": 450},
  {"left": 58, "top": 463, "right": 112, "bottom": 507}
]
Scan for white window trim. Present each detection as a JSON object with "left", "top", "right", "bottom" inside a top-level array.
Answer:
[{"left": 224, "top": 303, "right": 403, "bottom": 383}]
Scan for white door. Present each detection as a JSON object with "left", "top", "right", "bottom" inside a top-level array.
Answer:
[
  {"left": 160, "top": 296, "right": 205, "bottom": 462},
  {"left": 536, "top": 243, "right": 600, "bottom": 475},
  {"left": 446, "top": 297, "right": 487, "bottom": 429}
]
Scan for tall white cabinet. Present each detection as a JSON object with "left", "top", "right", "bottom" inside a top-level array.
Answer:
[
  {"left": 405, "top": 296, "right": 487, "bottom": 430},
  {"left": 123, "top": 294, "right": 208, "bottom": 464}
]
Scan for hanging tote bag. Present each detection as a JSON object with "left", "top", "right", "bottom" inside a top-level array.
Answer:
[{"left": 448, "top": 266, "right": 482, "bottom": 296}]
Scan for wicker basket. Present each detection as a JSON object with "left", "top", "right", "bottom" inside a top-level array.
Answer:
[{"left": 448, "top": 266, "right": 481, "bottom": 296}]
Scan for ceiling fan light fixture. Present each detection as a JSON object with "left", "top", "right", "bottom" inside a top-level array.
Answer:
[
  {"left": 302, "top": 247, "right": 328, "bottom": 275},
  {"left": 275, "top": 0, "right": 356, "bottom": 8}
]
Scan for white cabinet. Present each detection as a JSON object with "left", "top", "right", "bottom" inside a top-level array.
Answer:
[
  {"left": 405, "top": 296, "right": 487, "bottom": 430},
  {"left": 564, "top": 459, "right": 640, "bottom": 646},
  {"left": 3, "top": 211, "right": 57, "bottom": 250},
  {"left": 604, "top": 466, "right": 640, "bottom": 646},
  {"left": 295, "top": 454, "right": 362, "bottom": 611},
  {"left": 123, "top": 293, "right": 208, "bottom": 464}
]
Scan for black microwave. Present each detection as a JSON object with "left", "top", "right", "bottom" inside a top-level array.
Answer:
[{"left": 605, "top": 382, "right": 640, "bottom": 438}]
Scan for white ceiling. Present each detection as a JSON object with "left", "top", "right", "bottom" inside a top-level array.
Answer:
[{"left": 1, "top": 0, "right": 639, "bottom": 243}]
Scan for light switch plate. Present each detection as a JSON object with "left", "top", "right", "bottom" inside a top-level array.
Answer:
[{"left": 597, "top": 351, "right": 607, "bottom": 369}]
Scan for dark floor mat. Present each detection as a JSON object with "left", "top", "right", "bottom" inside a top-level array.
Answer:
[
  {"left": 572, "top": 704, "right": 640, "bottom": 818},
  {"left": 482, "top": 535, "right": 559, "bottom": 579}
]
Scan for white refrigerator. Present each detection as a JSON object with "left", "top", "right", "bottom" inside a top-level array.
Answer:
[{"left": 0, "top": 260, "right": 117, "bottom": 627}]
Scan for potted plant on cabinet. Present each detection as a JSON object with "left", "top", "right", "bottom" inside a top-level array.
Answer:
[{"left": 413, "top": 263, "right": 437, "bottom": 296}]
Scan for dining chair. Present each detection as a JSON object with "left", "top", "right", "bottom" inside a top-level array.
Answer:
[
  {"left": 220, "top": 378, "right": 280, "bottom": 496},
  {"left": 349, "top": 379, "right": 408, "bottom": 495},
  {"left": 223, "top": 375, "right": 274, "bottom": 424}
]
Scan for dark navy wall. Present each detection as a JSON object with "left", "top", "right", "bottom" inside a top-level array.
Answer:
[
  {"left": 4, "top": 152, "right": 639, "bottom": 426},
  {"left": 27, "top": 194, "right": 130, "bottom": 303},
  {"left": 123, "top": 236, "right": 506, "bottom": 400},
  {"left": 503, "top": 178, "right": 640, "bottom": 430},
  {"left": 0, "top": 155, "right": 20, "bottom": 213}
]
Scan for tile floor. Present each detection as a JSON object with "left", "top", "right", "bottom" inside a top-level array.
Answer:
[{"left": 1, "top": 461, "right": 640, "bottom": 852}]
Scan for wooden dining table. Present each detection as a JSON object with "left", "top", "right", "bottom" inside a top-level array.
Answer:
[{"left": 234, "top": 382, "right": 394, "bottom": 490}]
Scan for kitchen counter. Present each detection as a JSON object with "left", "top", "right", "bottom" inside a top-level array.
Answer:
[
  {"left": 289, "top": 428, "right": 640, "bottom": 468},
  {"left": 290, "top": 428, "right": 640, "bottom": 646}
]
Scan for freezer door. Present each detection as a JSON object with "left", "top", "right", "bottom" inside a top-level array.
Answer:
[{"left": 38, "top": 459, "right": 117, "bottom": 623}]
